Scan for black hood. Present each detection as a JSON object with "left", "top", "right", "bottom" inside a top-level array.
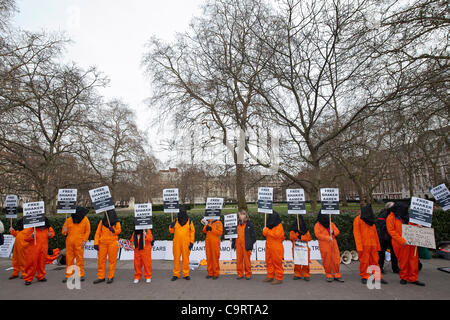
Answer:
[
  {"left": 16, "top": 218, "right": 24, "bottom": 231},
  {"left": 392, "top": 202, "right": 409, "bottom": 224},
  {"left": 40, "top": 217, "right": 50, "bottom": 229},
  {"left": 102, "top": 209, "right": 119, "bottom": 227},
  {"left": 266, "top": 211, "right": 282, "bottom": 229},
  {"left": 177, "top": 206, "right": 189, "bottom": 226},
  {"left": 71, "top": 206, "right": 89, "bottom": 224},
  {"left": 289, "top": 215, "right": 307, "bottom": 236},
  {"left": 317, "top": 212, "right": 330, "bottom": 229},
  {"left": 361, "top": 205, "right": 375, "bottom": 226}
]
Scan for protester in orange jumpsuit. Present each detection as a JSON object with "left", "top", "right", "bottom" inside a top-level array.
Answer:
[
  {"left": 202, "top": 218, "right": 223, "bottom": 279},
  {"left": 93, "top": 210, "right": 121, "bottom": 284},
  {"left": 9, "top": 218, "right": 29, "bottom": 280},
  {"left": 22, "top": 218, "right": 55, "bottom": 285},
  {"left": 386, "top": 202, "right": 425, "bottom": 286},
  {"left": 232, "top": 210, "right": 256, "bottom": 280},
  {"left": 289, "top": 216, "right": 312, "bottom": 281},
  {"left": 62, "top": 206, "right": 90, "bottom": 283},
  {"left": 353, "top": 205, "right": 388, "bottom": 285},
  {"left": 314, "top": 212, "right": 344, "bottom": 282},
  {"left": 130, "top": 227, "right": 153, "bottom": 283},
  {"left": 262, "top": 212, "right": 285, "bottom": 285},
  {"left": 169, "top": 206, "right": 195, "bottom": 281}
]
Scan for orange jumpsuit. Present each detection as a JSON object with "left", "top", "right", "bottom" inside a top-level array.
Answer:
[
  {"left": 314, "top": 222, "right": 341, "bottom": 279},
  {"left": 22, "top": 227, "right": 55, "bottom": 282},
  {"left": 263, "top": 224, "right": 285, "bottom": 281},
  {"left": 386, "top": 213, "right": 419, "bottom": 282},
  {"left": 10, "top": 229, "right": 29, "bottom": 277},
  {"left": 130, "top": 230, "right": 153, "bottom": 280},
  {"left": 290, "top": 230, "right": 312, "bottom": 278},
  {"left": 94, "top": 222, "right": 121, "bottom": 280},
  {"left": 62, "top": 216, "right": 91, "bottom": 278},
  {"left": 169, "top": 219, "right": 195, "bottom": 278},
  {"left": 236, "top": 222, "right": 252, "bottom": 278},
  {"left": 353, "top": 215, "right": 382, "bottom": 280},
  {"left": 203, "top": 220, "right": 223, "bottom": 277}
]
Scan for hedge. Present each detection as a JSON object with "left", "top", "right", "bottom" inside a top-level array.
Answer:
[{"left": 1, "top": 210, "right": 448, "bottom": 252}]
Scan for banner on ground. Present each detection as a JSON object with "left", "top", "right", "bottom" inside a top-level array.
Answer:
[
  {"left": 57, "top": 189, "right": 77, "bottom": 214},
  {"left": 23, "top": 202, "right": 45, "bottom": 229},
  {"left": 402, "top": 225, "right": 436, "bottom": 249},
  {"left": 409, "top": 197, "right": 434, "bottom": 227},
  {"left": 223, "top": 214, "right": 238, "bottom": 239},
  {"left": 0, "top": 235, "right": 15, "bottom": 258},
  {"left": 134, "top": 203, "right": 153, "bottom": 230},
  {"left": 258, "top": 187, "right": 273, "bottom": 214},
  {"left": 204, "top": 197, "right": 224, "bottom": 220},
  {"left": 89, "top": 186, "right": 114, "bottom": 214},
  {"left": 430, "top": 184, "right": 450, "bottom": 211},
  {"left": 5, "top": 195, "right": 18, "bottom": 219},
  {"left": 163, "top": 189, "right": 179, "bottom": 214},
  {"left": 287, "top": 189, "right": 306, "bottom": 214},
  {"left": 320, "top": 188, "right": 340, "bottom": 215}
]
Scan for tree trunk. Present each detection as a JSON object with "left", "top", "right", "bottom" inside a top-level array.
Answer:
[{"left": 235, "top": 163, "right": 248, "bottom": 211}]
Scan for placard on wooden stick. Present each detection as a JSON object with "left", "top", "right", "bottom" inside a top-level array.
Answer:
[{"left": 402, "top": 224, "right": 436, "bottom": 249}]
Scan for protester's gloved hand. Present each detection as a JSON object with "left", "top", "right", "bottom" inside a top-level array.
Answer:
[
  {"left": 108, "top": 227, "right": 115, "bottom": 233},
  {"left": 206, "top": 225, "right": 212, "bottom": 232},
  {"left": 189, "top": 243, "right": 193, "bottom": 250},
  {"left": 94, "top": 245, "right": 99, "bottom": 251},
  {"left": 231, "top": 239, "right": 236, "bottom": 250},
  {"left": 170, "top": 222, "right": 176, "bottom": 228},
  {"left": 151, "top": 240, "right": 155, "bottom": 246}
]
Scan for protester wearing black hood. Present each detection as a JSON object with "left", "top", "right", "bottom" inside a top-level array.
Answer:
[
  {"left": 62, "top": 207, "right": 91, "bottom": 283},
  {"left": 386, "top": 202, "right": 425, "bottom": 286},
  {"left": 262, "top": 212, "right": 285, "bottom": 285},
  {"left": 353, "top": 205, "right": 388, "bottom": 285},
  {"left": 289, "top": 216, "right": 312, "bottom": 281},
  {"left": 93, "top": 209, "right": 121, "bottom": 284},
  {"left": 314, "top": 212, "right": 344, "bottom": 282},
  {"left": 130, "top": 224, "right": 153, "bottom": 284},
  {"left": 9, "top": 218, "right": 29, "bottom": 280},
  {"left": 169, "top": 206, "right": 195, "bottom": 281},
  {"left": 376, "top": 202, "right": 399, "bottom": 274}
]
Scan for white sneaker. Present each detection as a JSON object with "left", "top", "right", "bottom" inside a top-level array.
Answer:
[
  {"left": 146, "top": 279, "right": 152, "bottom": 283},
  {"left": 134, "top": 279, "right": 139, "bottom": 284}
]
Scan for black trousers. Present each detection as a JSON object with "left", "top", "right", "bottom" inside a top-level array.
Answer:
[{"left": 378, "top": 239, "right": 399, "bottom": 272}]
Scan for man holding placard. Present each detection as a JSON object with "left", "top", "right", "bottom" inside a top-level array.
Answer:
[
  {"left": 22, "top": 202, "right": 55, "bottom": 285},
  {"left": 386, "top": 202, "right": 425, "bottom": 286},
  {"left": 430, "top": 184, "right": 450, "bottom": 211},
  {"left": 131, "top": 203, "right": 153, "bottom": 284},
  {"left": 202, "top": 214, "right": 223, "bottom": 280}
]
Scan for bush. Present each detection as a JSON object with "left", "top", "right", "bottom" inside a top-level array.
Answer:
[{"left": 1, "top": 210, "right": 448, "bottom": 252}]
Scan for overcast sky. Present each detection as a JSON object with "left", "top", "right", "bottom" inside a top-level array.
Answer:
[{"left": 12, "top": 0, "right": 205, "bottom": 166}]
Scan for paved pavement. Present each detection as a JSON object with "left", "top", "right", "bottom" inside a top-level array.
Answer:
[{"left": 0, "top": 257, "right": 449, "bottom": 300}]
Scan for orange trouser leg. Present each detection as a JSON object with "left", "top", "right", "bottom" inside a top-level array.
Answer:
[
  {"left": 134, "top": 250, "right": 143, "bottom": 280},
  {"left": 65, "top": 241, "right": 75, "bottom": 278},
  {"left": 321, "top": 242, "right": 341, "bottom": 279},
  {"left": 300, "top": 265, "right": 310, "bottom": 278},
  {"left": 97, "top": 244, "right": 108, "bottom": 279},
  {"left": 23, "top": 246, "right": 38, "bottom": 282},
  {"left": 107, "top": 241, "right": 118, "bottom": 279},
  {"left": 331, "top": 242, "right": 341, "bottom": 278},
  {"left": 265, "top": 247, "right": 275, "bottom": 279},
  {"left": 11, "top": 245, "right": 21, "bottom": 277},
  {"left": 407, "top": 246, "right": 419, "bottom": 282},
  {"left": 395, "top": 245, "right": 419, "bottom": 282},
  {"left": 236, "top": 242, "right": 252, "bottom": 277},
  {"left": 359, "top": 247, "right": 382, "bottom": 280},
  {"left": 173, "top": 243, "right": 181, "bottom": 278},
  {"left": 273, "top": 247, "right": 284, "bottom": 281},
  {"left": 320, "top": 245, "right": 333, "bottom": 279},
  {"left": 181, "top": 244, "right": 190, "bottom": 278},
  {"left": 143, "top": 247, "right": 152, "bottom": 279},
  {"left": 206, "top": 243, "right": 213, "bottom": 276},
  {"left": 294, "top": 264, "right": 302, "bottom": 277},
  {"left": 74, "top": 244, "right": 85, "bottom": 277},
  {"left": 206, "top": 241, "right": 220, "bottom": 277},
  {"left": 36, "top": 247, "right": 47, "bottom": 281}
]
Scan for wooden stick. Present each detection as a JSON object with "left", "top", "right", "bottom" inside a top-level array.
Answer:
[
  {"left": 106, "top": 211, "right": 111, "bottom": 228},
  {"left": 414, "top": 246, "right": 417, "bottom": 257},
  {"left": 329, "top": 214, "right": 335, "bottom": 275},
  {"left": 297, "top": 215, "right": 300, "bottom": 231},
  {"left": 264, "top": 214, "right": 267, "bottom": 228},
  {"left": 171, "top": 213, "right": 174, "bottom": 223},
  {"left": 10, "top": 218, "right": 12, "bottom": 231},
  {"left": 34, "top": 227, "right": 36, "bottom": 245}
]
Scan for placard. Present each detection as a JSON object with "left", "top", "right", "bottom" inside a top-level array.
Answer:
[
  {"left": 163, "top": 189, "right": 179, "bottom": 213},
  {"left": 320, "top": 188, "right": 340, "bottom": 214},
  {"left": 205, "top": 197, "right": 224, "bottom": 220},
  {"left": 57, "top": 189, "right": 77, "bottom": 214},
  {"left": 402, "top": 224, "right": 436, "bottom": 249},
  {"left": 409, "top": 197, "right": 434, "bottom": 227},
  {"left": 134, "top": 203, "right": 153, "bottom": 230},
  {"left": 89, "top": 186, "right": 114, "bottom": 214},
  {"left": 287, "top": 189, "right": 306, "bottom": 214},
  {"left": 430, "top": 184, "right": 450, "bottom": 211},
  {"left": 294, "top": 241, "right": 309, "bottom": 266},
  {"left": 5, "top": 195, "right": 18, "bottom": 219},
  {"left": 0, "top": 235, "right": 15, "bottom": 258},
  {"left": 224, "top": 214, "right": 238, "bottom": 239},
  {"left": 258, "top": 187, "right": 273, "bottom": 214},
  {"left": 23, "top": 202, "right": 45, "bottom": 229}
]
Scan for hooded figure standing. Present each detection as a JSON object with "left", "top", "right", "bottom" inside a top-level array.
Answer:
[
  {"left": 130, "top": 227, "right": 153, "bottom": 283},
  {"left": 62, "top": 206, "right": 91, "bottom": 283},
  {"left": 22, "top": 218, "right": 55, "bottom": 285},
  {"left": 353, "top": 205, "right": 388, "bottom": 285},
  {"left": 314, "top": 213, "right": 344, "bottom": 282},
  {"left": 289, "top": 216, "right": 312, "bottom": 281},
  {"left": 262, "top": 212, "right": 285, "bottom": 285},
  {"left": 386, "top": 202, "right": 425, "bottom": 286},
  {"left": 169, "top": 206, "right": 195, "bottom": 281},
  {"left": 9, "top": 218, "right": 29, "bottom": 280},
  {"left": 202, "top": 217, "right": 223, "bottom": 279},
  {"left": 93, "top": 209, "right": 121, "bottom": 284}
]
